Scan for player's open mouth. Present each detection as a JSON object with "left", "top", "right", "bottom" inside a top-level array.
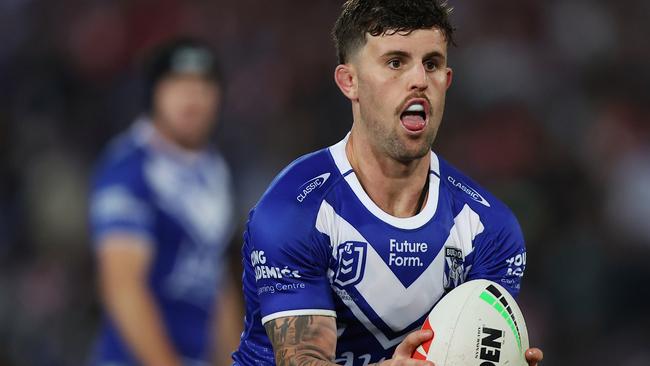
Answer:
[{"left": 400, "top": 99, "right": 429, "bottom": 133}]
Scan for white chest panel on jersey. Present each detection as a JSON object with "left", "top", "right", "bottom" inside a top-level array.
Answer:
[
  {"left": 316, "top": 200, "right": 485, "bottom": 349},
  {"left": 144, "top": 153, "right": 233, "bottom": 245}
]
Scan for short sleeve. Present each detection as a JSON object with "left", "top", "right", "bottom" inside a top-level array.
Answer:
[
  {"left": 467, "top": 213, "right": 527, "bottom": 297},
  {"left": 90, "top": 163, "right": 155, "bottom": 247},
  {"left": 245, "top": 203, "right": 336, "bottom": 325}
]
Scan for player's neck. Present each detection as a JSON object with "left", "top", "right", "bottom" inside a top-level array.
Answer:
[
  {"left": 346, "top": 130, "right": 430, "bottom": 218},
  {"left": 151, "top": 118, "right": 204, "bottom": 152}
]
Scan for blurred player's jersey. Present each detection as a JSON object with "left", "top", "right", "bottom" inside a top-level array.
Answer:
[
  {"left": 232, "top": 134, "right": 526, "bottom": 365},
  {"left": 90, "top": 119, "right": 234, "bottom": 366}
]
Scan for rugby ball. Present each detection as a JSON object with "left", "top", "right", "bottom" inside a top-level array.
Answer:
[{"left": 412, "top": 279, "right": 529, "bottom": 365}]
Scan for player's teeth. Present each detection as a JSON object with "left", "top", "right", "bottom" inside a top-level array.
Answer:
[{"left": 406, "top": 104, "right": 425, "bottom": 112}]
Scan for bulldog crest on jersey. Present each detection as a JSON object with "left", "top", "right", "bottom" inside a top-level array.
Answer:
[
  {"left": 443, "top": 247, "right": 466, "bottom": 290},
  {"left": 334, "top": 241, "right": 367, "bottom": 288}
]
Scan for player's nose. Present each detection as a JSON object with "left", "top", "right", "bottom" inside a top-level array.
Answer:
[{"left": 407, "top": 63, "right": 428, "bottom": 91}]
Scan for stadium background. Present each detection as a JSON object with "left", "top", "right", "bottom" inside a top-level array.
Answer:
[{"left": 0, "top": 0, "right": 648, "bottom": 365}]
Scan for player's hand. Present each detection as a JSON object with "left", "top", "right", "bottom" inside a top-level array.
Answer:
[
  {"left": 377, "top": 329, "right": 435, "bottom": 366},
  {"left": 525, "top": 347, "right": 543, "bottom": 366}
]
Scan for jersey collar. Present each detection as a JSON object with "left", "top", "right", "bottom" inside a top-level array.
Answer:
[{"left": 328, "top": 133, "right": 441, "bottom": 230}]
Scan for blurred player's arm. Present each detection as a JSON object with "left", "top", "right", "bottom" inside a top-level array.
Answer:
[
  {"left": 264, "top": 315, "right": 434, "bottom": 366},
  {"left": 213, "top": 274, "right": 243, "bottom": 366},
  {"left": 98, "top": 233, "right": 182, "bottom": 366}
]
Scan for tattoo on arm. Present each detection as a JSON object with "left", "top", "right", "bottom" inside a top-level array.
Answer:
[{"left": 264, "top": 315, "right": 337, "bottom": 366}]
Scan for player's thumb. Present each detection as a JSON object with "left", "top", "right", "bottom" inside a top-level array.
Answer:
[
  {"left": 394, "top": 329, "right": 434, "bottom": 359},
  {"left": 525, "top": 348, "right": 544, "bottom": 365}
]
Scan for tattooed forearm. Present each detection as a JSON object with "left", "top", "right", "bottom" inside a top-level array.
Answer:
[{"left": 264, "top": 315, "right": 338, "bottom": 366}]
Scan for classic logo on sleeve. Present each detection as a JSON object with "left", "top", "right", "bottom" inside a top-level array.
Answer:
[
  {"left": 297, "top": 173, "right": 331, "bottom": 202},
  {"left": 447, "top": 176, "right": 491, "bottom": 207},
  {"left": 333, "top": 241, "right": 367, "bottom": 287}
]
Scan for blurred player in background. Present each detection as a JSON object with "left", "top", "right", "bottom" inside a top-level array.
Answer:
[
  {"left": 89, "top": 38, "right": 241, "bottom": 366},
  {"left": 233, "top": 1, "right": 543, "bottom": 365}
]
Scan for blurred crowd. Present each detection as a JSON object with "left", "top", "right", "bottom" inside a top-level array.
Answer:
[{"left": 0, "top": 0, "right": 648, "bottom": 365}]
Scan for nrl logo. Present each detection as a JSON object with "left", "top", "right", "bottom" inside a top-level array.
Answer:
[{"left": 333, "top": 241, "right": 367, "bottom": 288}]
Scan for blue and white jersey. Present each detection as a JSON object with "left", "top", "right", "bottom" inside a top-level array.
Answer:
[
  {"left": 90, "top": 119, "right": 235, "bottom": 366},
  {"left": 232, "top": 135, "right": 527, "bottom": 366}
]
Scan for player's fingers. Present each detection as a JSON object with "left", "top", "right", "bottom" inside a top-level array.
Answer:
[
  {"left": 525, "top": 347, "right": 544, "bottom": 365},
  {"left": 389, "top": 359, "right": 435, "bottom": 366},
  {"left": 393, "top": 329, "right": 434, "bottom": 358}
]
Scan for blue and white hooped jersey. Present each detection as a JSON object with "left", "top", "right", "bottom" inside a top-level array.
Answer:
[
  {"left": 90, "top": 119, "right": 235, "bottom": 365},
  {"left": 232, "top": 135, "right": 526, "bottom": 366}
]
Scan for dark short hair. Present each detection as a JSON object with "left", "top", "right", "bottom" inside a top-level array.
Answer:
[
  {"left": 332, "top": 0, "right": 456, "bottom": 64},
  {"left": 143, "top": 37, "right": 223, "bottom": 111}
]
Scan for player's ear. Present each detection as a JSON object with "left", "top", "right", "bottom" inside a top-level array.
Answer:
[
  {"left": 445, "top": 67, "right": 453, "bottom": 90},
  {"left": 334, "top": 63, "right": 358, "bottom": 101}
]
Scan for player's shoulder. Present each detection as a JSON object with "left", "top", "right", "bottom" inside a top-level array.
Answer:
[
  {"left": 92, "top": 123, "right": 149, "bottom": 191},
  {"left": 249, "top": 147, "right": 342, "bottom": 233},
  {"left": 436, "top": 154, "right": 518, "bottom": 230}
]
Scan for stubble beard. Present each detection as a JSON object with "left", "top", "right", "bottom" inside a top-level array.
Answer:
[
  {"left": 154, "top": 114, "right": 212, "bottom": 150},
  {"left": 366, "top": 115, "right": 437, "bottom": 164}
]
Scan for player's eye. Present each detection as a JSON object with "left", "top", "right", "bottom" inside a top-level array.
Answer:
[
  {"left": 388, "top": 59, "right": 402, "bottom": 69},
  {"left": 424, "top": 60, "right": 438, "bottom": 71}
]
